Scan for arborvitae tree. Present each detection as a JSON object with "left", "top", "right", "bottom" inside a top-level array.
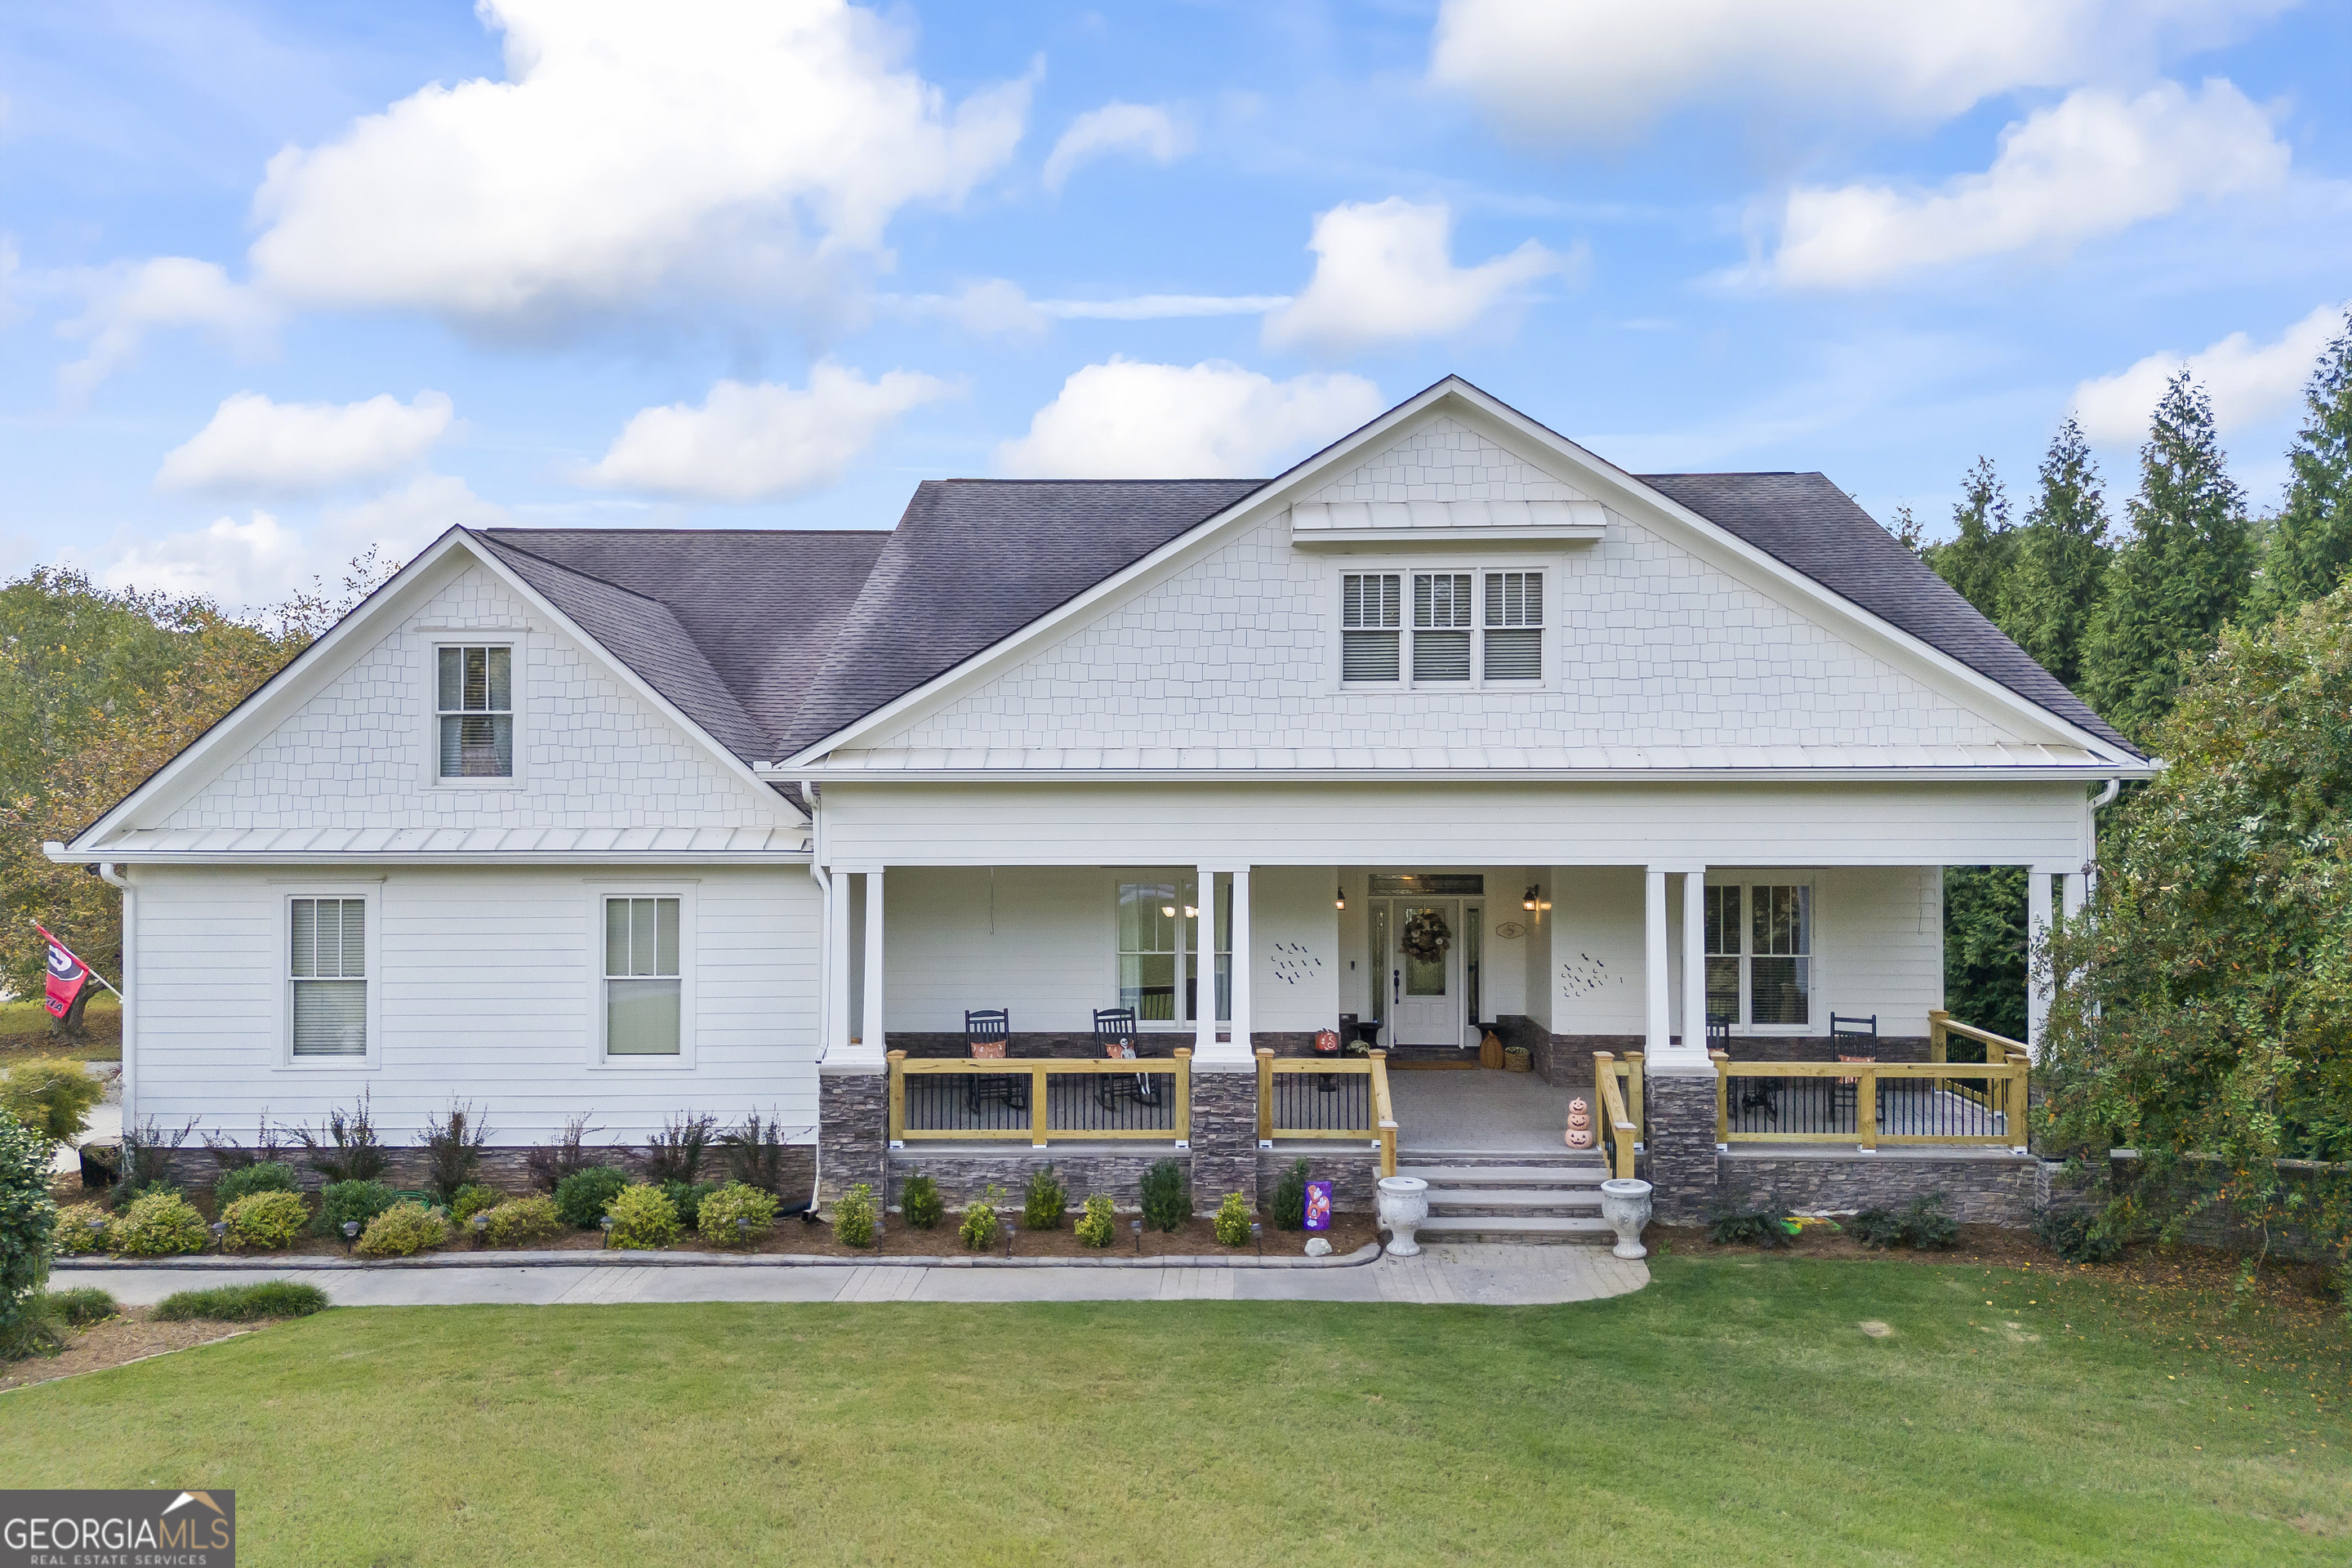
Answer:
[
  {"left": 2254, "top": 309, "right": 2352, "bottom": 617},
  {"left": 1998, "top": 416, "right": 2112, "bottom": 691},
  {"left": 1922, "top": 457, "right": 2013, "bottom": 619},
  {"left": 2082, "top": 372, "right": 2254, "bottom": 741}
]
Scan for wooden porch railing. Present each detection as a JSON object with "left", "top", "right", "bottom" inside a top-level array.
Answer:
[
  {"left": 1591, "top": 1050, "right": 1643, "bottom": 1178},
  {"left": 1713, "top": 1020, "right": 2029, "bottom": 1152},
  {"left": 887, "top": 1049, "right": 1191, "bottom": 1148},
  {"left": 1256, "top": 1049, "right": 1396, "bottom": 1178}
]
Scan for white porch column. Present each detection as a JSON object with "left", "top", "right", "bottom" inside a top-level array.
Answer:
[
  {"left": 861, "top": 869, "right": 886, "bottom": 1056},
  {"left": 1229, "top": 866, "right": 1253, "bottom": 1056},
  {"left": 1643, "top": 868, "right": 1672, "bottom": 1061},
  {"left": 2025, "top": 866, "right": 2055, "bottom": 1060},
  {"left": 1195, "top": 865, "right": 1219, "bottom": 1058},
  {"left": 822, "top": 865, "right": 860, "bottom": 1064},
  {"left": 2060, "top": 869, "right": 2087, "bottom": 922},
  {"left": 1682, "top": 869, "right": 1708, "bottom": 1058}
]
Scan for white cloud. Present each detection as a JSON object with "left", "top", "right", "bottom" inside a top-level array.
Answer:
[
  {"left": 585, "top": 363, "right": 955, "bottom": 501},
  {"left": 893, "top": 279, "right": 1052, "bottom": 336},
  {"left": 1261, "top": 198, "right": 1573, "bottom": 356},
  {"left": 1429, "top": 0, "right": 2295, "bottom": 144},
  {"left": 56, "top": 257, "right": 274, "bottom": 397},
  {"left": 1767, "top": 80, "right": 2289, "bottom": 288},
  {"left": 325, "top": 474, "right": 511, "bottom": 560},
  {"left": 246, "top": 0, "right": 1033, "bottom": 332},
  {"left": 2072, "top": 300, "right": 2347, "bottom": 443},
  {"left": 98, "top": 511, "right": 313, "bottom": 604},
  {"left": 995, "top": 359, "right": 1384, "bottom": 479},
  {"left": 1042, "top": 294, "right": 1290, "bottom": 321},
  {"left": 157, "top": 390, "right": 455, "bottom": 495},
  {"left": 1042, "top": 101, "right": 1191, "bottom": 192}
]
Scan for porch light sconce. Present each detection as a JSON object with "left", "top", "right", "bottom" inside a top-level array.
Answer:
[
  {"left": 1183, "top": 905, "right": 1198, "bottom": 920},
  {"left": 1524, "top": 885, "right": 1540, "bottom": 911},
  {"left": 1161, "top": 903, "right": 1176, "bottom": 918},
  {"left": 1334, "top": 888, "right": 1347, "bottom": 911}
]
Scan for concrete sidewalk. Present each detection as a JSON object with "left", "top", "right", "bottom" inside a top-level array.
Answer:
[{"left": 58, "top": 1245, "right": 1647, "bottom": 1308}]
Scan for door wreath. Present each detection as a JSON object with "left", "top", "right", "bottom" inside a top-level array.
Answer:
[{"left": 1400, "top": 906, "right": 1453, "bottom": 964}]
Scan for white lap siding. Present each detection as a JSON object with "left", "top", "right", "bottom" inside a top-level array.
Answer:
[{"left": 127, "top": 864, "right": 817, "bottom": 1144}]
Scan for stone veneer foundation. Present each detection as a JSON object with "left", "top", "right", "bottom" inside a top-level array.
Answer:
[{"left": 817, "top": 1065, "right": 888, "bottom": 1206}]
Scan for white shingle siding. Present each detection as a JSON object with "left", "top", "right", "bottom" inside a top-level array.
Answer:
[
  {"left": 163, "top": 566, "right": 782, "bottom": 834},
  {"left": 880, "top": 479, "right": 2023, "bottom": 755},
  {"left": 1303, "top": 416, "right": 1591, "bottom": 505}
]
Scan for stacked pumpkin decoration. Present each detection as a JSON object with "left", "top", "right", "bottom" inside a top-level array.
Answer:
[{"left": 1565, "top": 1097, "right": 1594, "bottom": 1150}]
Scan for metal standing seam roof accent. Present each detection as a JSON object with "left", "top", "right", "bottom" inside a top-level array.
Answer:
[{"left": 95, "top": 824, "right": 809, "bottom": 857}]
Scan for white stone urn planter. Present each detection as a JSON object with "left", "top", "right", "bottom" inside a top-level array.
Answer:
[
  {"left": 1377, "top": 1175, "right": 1430, "bottom": 1257},
  {"left": 1598, "top": 1178, "right": 1654, "bottom": 1259}
]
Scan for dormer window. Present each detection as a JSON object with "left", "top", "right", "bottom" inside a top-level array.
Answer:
[
  {"left": 437, "top": 645, "right": 513, "bottom": 777},
  {"left": 1340, "top": 569, "right": 1544, "bottom": 688}
]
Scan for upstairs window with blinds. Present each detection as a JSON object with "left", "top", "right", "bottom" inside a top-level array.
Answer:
[
  {"left": 604, "top": 896, "right": 682, "bottom": 1055},
  {"left": 1341, "top": 572, "right": 1401, "bottom": 682},
  {"left": 438, "top": 645, "right": 513, "bottom": 778},
  {"left": 1482, "top": 570, "right": 1544, "bottom": 680},
  {"left": 1412, "top": 572, "right": 1473, "bottom": 682},
  {"left": 290, "top": 898, "right": 367, "bottom": 1057}
]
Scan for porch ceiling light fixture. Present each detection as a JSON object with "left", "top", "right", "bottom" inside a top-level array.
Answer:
[
  {"left": 1335, "top": 887, "right": 1347, "bottom": 911},
  {"left": 1524, "top": 885, "right": 1540, "bottom": 911}
]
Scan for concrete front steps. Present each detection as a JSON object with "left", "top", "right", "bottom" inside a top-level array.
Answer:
[{"left": 1396, "top": 1151, "right": 1616, "bottom": 1245}]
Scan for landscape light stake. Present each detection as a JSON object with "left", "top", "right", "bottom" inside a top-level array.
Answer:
[
  {"left": 1132, "top": 1218, "right": 1143, "bottom": 1257},
  {"left": 471, "top": 1214, "right": 489, "bottom": 1247},
  {"left": 341, "top": 1220, "right": 359, "bottom": 1255},
  {"left": 1251, "top": 1222, "right": 1262, "bottom": 1258}
]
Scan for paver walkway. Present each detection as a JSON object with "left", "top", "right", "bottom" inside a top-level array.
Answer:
[{"left": 60, "top": 1245, "right": 1646, "bottom": 1308}]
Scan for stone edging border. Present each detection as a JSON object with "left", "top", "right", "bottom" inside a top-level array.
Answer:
[{"left": 52, "top": 1241, "right": 1387, "bottom": 1274}]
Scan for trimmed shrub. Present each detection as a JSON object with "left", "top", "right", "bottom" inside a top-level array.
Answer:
[
  {"left": 1271, "top": 1158, "right": 1309, "bottom": 1232},
  {"left": 357, "top": 1201, "right": 450, "bottom": 1258},
  {"left": 480, "top": 1195, "right": 562, "bottom": 1248},
  {"left": 220, "top": 1191, "right": 309, "bottom": 1252},
  {"left": 449, "top": 1184, "right": 503, "bottom": 1226},
  {"left": 832, "top": 1183, "right": 879, "bottom": 1249},
  {"left": 958, "top": 1186, "right": 1004, "bottom": 1252},
  {"left": 1075, "top": 1194, "right": 1116, "bottom": 1249},
  {"left": 555, "top": 1166, "right": 630, "bottom": 1229},
  {"left": 53, "top": 1201, "right": 110, "bottom": 1256},
  {"left": 1900, "top": 1195, "right": 1959, "bottom": 1251},
  {"left": 604, "top": 1184, "right": 681, "bottom": 1250},
  {"left": 1022, "top": 1165, "right": 1066, "bottom": 1231},
  {"left": 109, "top": 1191, "right": 210, "bottom": 1257},
  {"left": 314, "top": 1179, "right": 397, "bottom": 1240},
  {"left": 0, "top": 1110, "right": 57, "bottom": 1360},
  {"left": 421, "top": 1102, "right": 492, "bottom": 1205},
  {"left": 1213, "top": 1192, "right": 1252, "bottom": 1247},
  {"left": 900, "top": 1174, "right": 945, "bottom": 1230},
  {"left": 2034, "top": 1203, "right": 2123, "bottom": 1264},
  {"left": 659, "top": 1180, "right": 718, "bottom": 1232},
  {"left": 45, "top": 1286, "right": 118, "bottom": 1328},
  {"left": 295, "top": 1094, "right": 387, "bottom": 1184},
  {"left": 214, "top": 1161, "right": 299, "bottom": 1206},
  {"left": 697, "top": 1183, "right": 778, "bottom": 1248},
  {"left": 1706, "top": 1206, "right": 1797, "bottom": 1250},
  {"left": 0, "top": 1058, "right": 104, "bottom": 1147},
  {"left": 154, "top": 1281, "right": 329, "bottom": 1323},
  {"left": 1140, "top": 1159, "right": 1189, "bottom": 1233}
]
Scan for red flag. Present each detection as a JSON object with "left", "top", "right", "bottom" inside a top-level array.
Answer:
[{"left": 37, "top": 924, "right": 92, "bottom": 1019}]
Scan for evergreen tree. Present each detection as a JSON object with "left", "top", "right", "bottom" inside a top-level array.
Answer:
[
  {"left": 2082, "top": 372, "right": 2254, "bottom": 741},
  {"left": 1997, "top": 416, "right": 2111, "bottom": 691},
  {"left": 2254, "top": 309, "right": 2352, "bottom": 617},
  {"left": 1922, "top": 457, "right": 2012, "bottom": 619}
]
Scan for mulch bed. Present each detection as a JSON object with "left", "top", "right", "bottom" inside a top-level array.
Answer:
[
  {"left": 1655, "top": 1222, "right": 2052, "bottom": 1267},
  {"left": 0, "top": 1309, "right": 258, "bottom": 1395}
]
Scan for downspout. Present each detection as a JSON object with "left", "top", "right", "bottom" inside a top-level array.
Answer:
[
  {"left": 98, "top": 862, "right": 134, "bottom": 1133},
  {"left": 2087, "top": 777, "right": 2120, "bottom": 895}
]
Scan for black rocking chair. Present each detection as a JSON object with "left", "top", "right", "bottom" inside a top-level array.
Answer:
[
  {"left": 1092, "top": 1008, "right": 1160, "bottom": 1109},
  {"left": 1829, "top": 1014, "right": 1878, "bottom": 1125},
  {"left": 964, "top": 1009, "right": 1026, "bottom": 1114}
]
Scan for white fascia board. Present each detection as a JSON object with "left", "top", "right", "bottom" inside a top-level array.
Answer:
[
  {"left": 66, "top": 529, "right": 803, "bottom": 853},
  {"left": 781, "top": 764, "right": 2157, "bottom": 785}
]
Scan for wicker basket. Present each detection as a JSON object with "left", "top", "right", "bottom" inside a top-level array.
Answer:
[{"left": 1502, "top": 1045, "right": 1532, "bottom": 1073}]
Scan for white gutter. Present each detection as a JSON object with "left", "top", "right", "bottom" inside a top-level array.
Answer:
[{"left": 97, "top": 862, "right": 134, "bottom": 1134}]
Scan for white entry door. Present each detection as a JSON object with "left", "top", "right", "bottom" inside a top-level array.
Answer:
[{"left": 1385, "top": 899, "right": 1463, "bottom": 1047}]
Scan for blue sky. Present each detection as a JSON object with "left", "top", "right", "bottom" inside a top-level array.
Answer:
[{"left": 3, "top": 0, "right": 2347, "bottom": 608}]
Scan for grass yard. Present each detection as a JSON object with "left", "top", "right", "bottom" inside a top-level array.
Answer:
[
  {"left": 0, "top": 992, "right": 119, "bottom": 1061},
  {"left": 4, "top": 1253, "right": 2348, "bottom": 1566}
]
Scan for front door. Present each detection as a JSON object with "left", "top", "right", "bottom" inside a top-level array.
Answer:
[{"left": 1385, "top": 899, "right": 1462, "bottom": 1047}]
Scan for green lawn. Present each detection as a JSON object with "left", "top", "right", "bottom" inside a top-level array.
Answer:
[
  {"left": 0, "top": 993, "right": 119, "bottom": 1060},
  {"left": 4, "top": 1254, "right": 2348, "bottom": 1566}
]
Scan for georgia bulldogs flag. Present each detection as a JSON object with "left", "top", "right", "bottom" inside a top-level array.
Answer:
[{"left": 37, "top": 924, "right": 94, "bottom": 1019}]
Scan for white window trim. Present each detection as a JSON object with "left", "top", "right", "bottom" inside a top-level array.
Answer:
[
  {"left": 1107, "top": 870, "right": 1227, "bottom": 1031},
  {"left": 274, "top": 884, "right": 383, "bottom": 1071},
  {"left": 1327, "top": 559, "right": 1555, "bottom": 693},
  {"left": 586, "top": 884, "right": 698, "bottom": 1069},
  {"left": 1704, "top": 873, "right": 1819, "bottom": 1036},
  {"left": 426, "top": 634, "right": 528, "bottom": 791}
]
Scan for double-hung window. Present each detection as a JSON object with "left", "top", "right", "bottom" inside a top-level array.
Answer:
[
  {"left": 290, "top": 897, "right": 368, "bottom": 1057},
  {"left": 1704, "top": 882, "right": 1812, "bottom": 1029},
  {"left": 604, "top": 896, "right": 681, "bottom": 1055},
  {"left": 1340, "top": 570, "right": 1544, "bottom": 686},
  {"left": 437, "top": 645, "right": 513, "bottom": 778},
  {"left": 1114, "top": 876, "right": 1230, "bottom": 1025}
]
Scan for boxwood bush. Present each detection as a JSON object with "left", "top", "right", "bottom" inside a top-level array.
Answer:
[
  {"left": 449, "top": 1184, "right": 504, "bottom": 1226},
  {"left": 356, "top": 1200, "right": 450, "bottom": 1258},
  {"left": 604, "top": 1184, "right": 680, "bottom": 1250},
  {"left": 109, "top": 1191, "right": 211, "bottom": 1257},
  {"left": 1213, "top": 1192, "right": 1252, "bottom": 1247},
  {"left": 899, "top": 1174, "right": 944, "bottom": 1230},
  {"left": 154, "top": 1281, "right": 329, "bottom": 1322},
  {"left": 213, "top": 1161, "right": 299, "bottom": 1206},
  {"left": 51, "top": 1201, "right": 110, "bottom": 1257},
  {"left": 697, "top": 1183, "right": 777, "bottom": 1248},
  {"left": 832, "top": 1183, "right": 878, "bottom": 1249},
  {"left": 659, "top": 1179, "right": 718, "bottom": 1232},
  {"left": 479, "top": 1195, "right": 562, "bottom": 1247},
  {"left": 1022, "top": 1165, "right": 1066, "bottom": 1231},
  {"left": 220, "top": 1190, "right": 309, "bottom": 1252},
  {"left": 555, "top": 1166, "right": 630, "bottom": 1229},
  {"left": 957, "top": 1185, "right": 1003, "bottom": 1252},
  {"left": 314, "top": 1179, "right": 397, "bottom": 1240},
  {"left": 1075, "top": 1194, "right": 1116, "bottom": 1249},
  {"left": 1140, "top": 1159, "right": 1189, "bottom": 1233}
]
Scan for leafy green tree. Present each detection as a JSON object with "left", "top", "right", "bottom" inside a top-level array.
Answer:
[
  {"left": 2082, "top": 372, "right": 2255, "bottom": 741},
  {"left": 1922, "top": 457, "right": 2012, "bottom": 620},
  {"left": 1998, "top": 416, "right": 2112, "bottom": 692},
  {"left": 1941, "top": 866, "right": 2028, "bottom": 1045},
  {"left": 2039, "top": 584, "right": 2352, "bottom": 1271},
  {"left": 2254, "top": 309, "right": 2352, "bottom": 617}
]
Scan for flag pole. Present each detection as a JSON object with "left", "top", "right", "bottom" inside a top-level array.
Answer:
[{"left": 32, "top": 920, "right": 122, "bottom": 1000}]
